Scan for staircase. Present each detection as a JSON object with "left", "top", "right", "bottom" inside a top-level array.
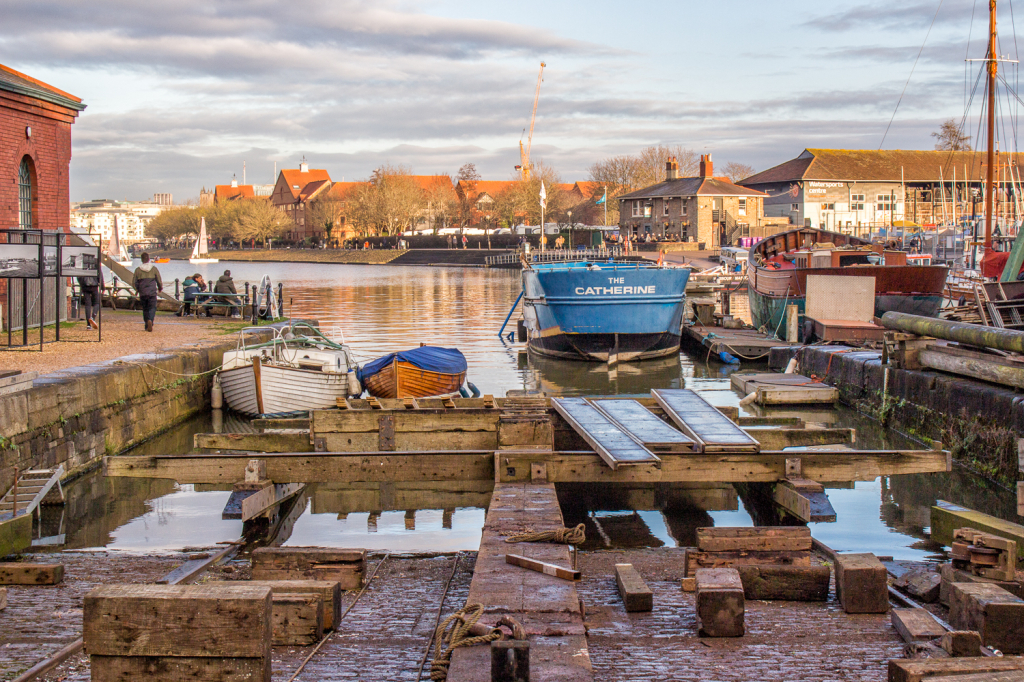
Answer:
[{"left": 0, "top": 466, "right": 64, "bottom": 522}]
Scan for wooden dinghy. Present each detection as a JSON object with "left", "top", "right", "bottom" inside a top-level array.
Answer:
[{"left": 359, "top": 346, "right": 468, "bottom": 399}]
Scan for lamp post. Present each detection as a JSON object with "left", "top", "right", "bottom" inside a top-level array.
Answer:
[
  {"left": 567, "top": 210, "right": 573, "bottom": 250},
  {"left": 485, "top": 214, "right": 492, "bottom": 250}
]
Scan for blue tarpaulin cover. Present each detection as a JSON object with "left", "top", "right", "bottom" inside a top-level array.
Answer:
[{"left": 358, "top": 346, "right": 467, "bottom": 383}]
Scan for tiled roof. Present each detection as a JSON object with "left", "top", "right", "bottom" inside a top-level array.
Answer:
[
  {"left": 328, "top": 182, "right": 367, "bottom": 199},
  {"left": 279, "top": 168, "right": 332, "bottom": 200},
  {"left": 573, "top": 181, "right": 602, "bottom": 198},
  {"left": 618, "top": 176, "right": 767, "bottom": 200},
  {"left": 298, "top": 179, "right": 331, "bottom": 201},
  {"left": 214, "top": 185, "right": 255, "bottom": 201},
  {"left": 741, "top": 148, "right": 1024, "bottom": 186},
  {"left": 0, "top": 63, "right": 85, "bottom": 112},
  {"left": 409, "top": 175, "right": 454, "bottom": 192}
]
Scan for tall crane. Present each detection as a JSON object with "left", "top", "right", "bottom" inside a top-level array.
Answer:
[{"left": 516, "top": 62, "right": 545, "bottom": 181}]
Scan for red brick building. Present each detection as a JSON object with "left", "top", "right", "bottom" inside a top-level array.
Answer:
[{"left": 1, "top": 63, "right": 85, "bottom": 329}]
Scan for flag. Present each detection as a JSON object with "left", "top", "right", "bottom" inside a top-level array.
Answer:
[
  {"left": 539, "top": 182, "right": 547, "bottom": 210},
  {"left": 596, "top": 188, "right": 606, "bottom": 205}
]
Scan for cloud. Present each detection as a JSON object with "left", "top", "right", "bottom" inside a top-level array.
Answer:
[{"left": 804, "top": 0, "right": 977, "bottom": 32}]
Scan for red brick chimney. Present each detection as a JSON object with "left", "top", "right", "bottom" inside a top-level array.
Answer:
[
  {"left": 665, "top": 156, "right": 679, "bottom": 181},
  {"left": 699, "top": 153, "right": 713, "bottom": 178}
]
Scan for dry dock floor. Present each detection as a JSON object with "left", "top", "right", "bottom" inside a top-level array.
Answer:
[{"left": 6, "top": 548, "right": 904, "bottom": 682}]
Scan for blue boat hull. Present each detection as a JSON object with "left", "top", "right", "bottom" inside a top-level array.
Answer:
[{"left": 522, "top": 262, "right": 690, "bottom": 361}]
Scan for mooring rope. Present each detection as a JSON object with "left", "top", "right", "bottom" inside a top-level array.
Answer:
[
  {"left": 503, "top": 523, "right": 586, "bottom": 545},
  {"left": 415, "top": 553, "right": 462, "bottom": 680},
  {"left": 430, "top": 603, "right": 502, "bottom": 681}
]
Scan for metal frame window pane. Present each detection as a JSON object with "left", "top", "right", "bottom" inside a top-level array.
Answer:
[{"left": 19, "top": 157, "right": 33, "bottom": 229}]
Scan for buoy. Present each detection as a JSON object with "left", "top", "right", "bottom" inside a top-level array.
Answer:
[
  {"left": 210, "top": 374, "right": 223, "bottom": 409},
  {"left": 739, "top": 391, "right": 757, "bottom": 406},
  {"left": 347, "top": 369, "right": 361, "bottom": 397},
  {"left": 785, "top": 358, "right": 799, "bottom": 374},
  {"left": 467, "top": 382, "right": 481, "bottom": 398},
  {"left": 718, "top": 351, "right": 740, "bottom": 364}
]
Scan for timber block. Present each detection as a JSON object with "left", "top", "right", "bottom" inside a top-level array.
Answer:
[
  {"left": 236, "top": 580, "right": 341, "bottom": 631},
  {"left": 0, "top": 586, "right": 6, "bottom": 610},
  {"left": 736, "top": 565, "right": 830, "bottom": 601},
  {"left": 938, "top": 630, "right": 983, "bottom": 657},
  {"left": 615, "top": 564, "right": 653, "bottom": 612},
  {"left": 835, "top": 553, "right": 888, "bottom": 614},
  {"left": 895, "top": 568, "right": 942, "bottom": 604},
  {"left": 940, "top": 563, "right": 1024, "bottom": 605},
  {"left": 250, "top": 547, "right": 364, "bottom": 590},
  {"left": 950, "top": 582, "right": 1024, "bottom": 654},
  {"left": 681, "top": 577, "right": 696, "bottom": 593},
  {"left": 696, "top": 526, "right": 811, "bottom": 552},
  {"left": 83, "top": 584, "right": 272, "bottom": 659},
  {"left": 888, "top": 657, "right": 1024, "bottom": 682},
  {"left": 891, "top": 608, "right": 945, "bottom": 643},
  {"left": 0, "top": 562, "right": 64, "bottom": 585},
  {"left": 271, "top": 593, "right": 323, "bottom": 646},
  {"left": 695, "top": 568, "right": 744, "bottom": 637},
  {"left": 684, "top": 547, "right": 810, "bottom": 577},
  {"left": 89, "top": 655, "right": 271, "bottom": 682}
]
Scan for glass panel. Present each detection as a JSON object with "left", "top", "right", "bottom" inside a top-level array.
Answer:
[{"left": 19, "top": 157, "right": 32, "bottom": 229}]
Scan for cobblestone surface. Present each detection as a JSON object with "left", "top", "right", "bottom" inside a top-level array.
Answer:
[{"left": 578, "top": 549, "right": 904, "bottom": 682}]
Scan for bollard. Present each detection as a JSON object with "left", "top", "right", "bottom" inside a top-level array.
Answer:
[
  {"left": 277, "top": 283, "right": 284, "bottom": 318},
  {"left": 175, "top": 278, "right": 180, "bottom": 300},
  {"left": 490, "top": 639, "right": 529, "bottom": 682},
  {"left": 244, "top": 283, "right": 250, "bottom": 307}
]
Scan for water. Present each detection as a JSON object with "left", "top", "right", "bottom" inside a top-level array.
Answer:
[{"left": 48, "top": 261, "right": 1017, "bottom": 560}]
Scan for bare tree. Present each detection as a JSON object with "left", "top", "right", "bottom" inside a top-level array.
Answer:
[
  {"left": 232, "top": 198, "right": 291, "bottom": 247},
  {"left": 456, "top": 163, "right": 481, "bottom": 230},
  {"left": 349, "top": 164, "right": 424, "bottom": 236},
  {"left": 721, "top": 162, "right": 756, "bottom": 183},
  {"left": 635, "top": 145, "right": 698, "bottom": 186},
  {"left": 424, "top": 177, "right": 458, "bottom": 234},
  {"left": 308, "top": 189, "right": 347, "bottom": 246},
  {"left": 932, "top": 118, "right": 971, "bottom": 151}
]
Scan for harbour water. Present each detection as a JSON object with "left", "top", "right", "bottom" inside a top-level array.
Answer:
[{"left": 68, "top": 261, "right": 1016, "bottom": 560}]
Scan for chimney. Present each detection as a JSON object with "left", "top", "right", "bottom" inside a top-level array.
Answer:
[
  {"left": 231, "top": 174, "right": 238, "bottom": 188},
  {"left": 699, "top": 154, "right": 713, "bottom": 178},
  {"left": 299, "top": 156, "right": 309, "bottom": 173},
  {"left": 665, "top": 156, "right": 679, "bottom": 181}
]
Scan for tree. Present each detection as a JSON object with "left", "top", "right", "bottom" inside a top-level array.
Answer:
[
  {"left": 456, "top": 163, "right": 481, "bottom": 230},
  {"left": 932, "top": 118, "right": 971, "bottom": 151},
  {"left": 308, "top": 189, "right": 347, "bottom": 246},
  {"left": 721, "top": 162, "right": 756, "bottom": 183},
  {"left": 423, "top": 177, "right": 458, "bottom": 234},
  {"left": 349, "top": 164, "right": 424, "bottom": 236},
  {"left": 146, "top": 206, "right": 201, "bottom": 244},
  {"left": 587, "top": 145, "right": 699, "bottom": 225},
  {"left": 232, "top": 198, "right": 290, "bottom": 246}
]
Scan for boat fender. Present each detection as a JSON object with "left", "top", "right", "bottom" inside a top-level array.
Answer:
[
  {"left": 467, "top": 382, "right": 481, "bottom": 398},
  {"left": 739, "top": 391, "right": 757, "bottom": 406},
  {"left": 784, "top": 358, "right": 799, "bottom": 374},
  {"left": 211, "top": 374, "right": 224, "bottom": 409},
  {"left": 459, "top": 385, "right": 471, "bottom": 398},
  {"left": 718, "top": 351, "right": 740, "bottom": 365},
  {"left": 347, "top": 369, "right": 362, "bottom": 397}
]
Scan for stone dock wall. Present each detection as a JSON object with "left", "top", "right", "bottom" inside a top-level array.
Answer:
[
  {"left": 769, "top": 345, "right": 1023, "bottom": 485},
  {"left": 0, "top": 328, "right": 279, "bottom": 478}
]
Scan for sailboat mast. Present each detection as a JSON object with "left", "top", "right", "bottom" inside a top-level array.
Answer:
[{"left": 986, "top": 0, "right": 997, "bottom": 249}]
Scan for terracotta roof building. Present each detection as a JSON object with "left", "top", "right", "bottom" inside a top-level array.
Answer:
[
  {"left": 214, "top": 178, "right": 256, "bottom": 202},
  {"left": 270, "top": 159, "right": 335, "bottom": 242},
  {"left": 740, "top": 148, "right": 1024, "bottom": 231},
  {"left": 618, "top": 155, "right": 778, "bottom": 247}
]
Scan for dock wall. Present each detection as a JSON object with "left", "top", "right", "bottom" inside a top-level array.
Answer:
[
  {"left": 0, "top": 328, "right": 280, "bottom": 478},
  {"left": 769, "top": 345, "right": 1023, "bottom": 484}
]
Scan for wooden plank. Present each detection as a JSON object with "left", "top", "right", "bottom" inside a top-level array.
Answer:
[
  {"left": 684, "top": 549, "right": 811, "bottom": 577},
  {"left": 920, "top": 348, "right": 1024, "bottom": 389},
  {"left": 83, "top": 584, "right": 272, "bottom": 658},
  {"left": 0, "top": 512, "right": 32, "bottom": 556},
  {"left": 230, "top": 580, "right": 341, "bottom": 631},
  {"left": 89, "top": 655, "right": 270, "bottom": 682},
  {"left": 652, "top": 388, "right": 760, "bottom": 453},
  {"left": 774, "top": 478, "right": 837, "bottom": 523},
  {"left": 744, "top": 427, "right": 853, "bottom": 450},
  {"left": 505, "top": 553, "right": 581, "bottom": 581},
  {"left": 253, "top": 418, "right": 309, "bottom": 432},
  {"left": 241, "top": 483, "right": 304, "bottom": 521},
  {"left": 251, "top": 547, "right": 364, "bottom": 590},
  {"left": 311, "top": 410, "right": 499, "bottom": 433},
  {"left": 932, "top": 500, "right": 1024, "bottom": 559},
  {"left": 615, "top": 564, "right": 653, "bottom": 612},
  {"left": 552, "top": 397, "right": 660, "bottom": 468},
  {"left": 0, "top": 586, "right": 6, "bottom": 611},
  {"left": 195, "top": 432, "right": 312, "bottom": 453},
  {"left": 735, "top": 565, "right": 830, "bottom": 601},
  {"left": 590, "top": 399, "right": 696, "bottom": 452},
  {"left": 271, "top": 593, "right": 323, "bottom": 646},
  {"left": 0, "top": 563, "right": 64, "bottom": 585},
  {"left": 696, "top": 526, "right": 811, "bottom": 552},
  {"left": 892, "top": 608, "right": 946, "bottom": 642},
  {"left": 319, "top": 430, "right": 499, "bottom": 452},
  {"left": 889, "top": 658, "right": 1024, "bottom": 682},
  {"left": 757, "top": 386, "right": 838, "bottom": 405}
]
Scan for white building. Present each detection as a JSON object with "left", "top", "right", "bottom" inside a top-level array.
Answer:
[{"left": 71, "top": 199, "right": 168, "bottom": 244}]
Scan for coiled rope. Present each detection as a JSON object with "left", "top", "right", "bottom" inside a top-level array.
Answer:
[
  {"left": 503, "top": 523, "right": 586, "bottom": 545},
  {"left": 430, "top": 603, "right": 502, "bottom": 681}
]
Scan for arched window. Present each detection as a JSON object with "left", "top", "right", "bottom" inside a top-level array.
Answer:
[{"left": 18, "top": 157, "right": 34, "bottom": 230}]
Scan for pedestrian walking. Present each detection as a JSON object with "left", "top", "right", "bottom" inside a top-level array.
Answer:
[
  {"left": 131, "top": 252, "right": 163, "bottom": 332},
  {"left": 462, "top": 234, "right": 468, "bottom": 249},
  {"left": 76, "top": 268, "right": 103, "bottom": 330}
]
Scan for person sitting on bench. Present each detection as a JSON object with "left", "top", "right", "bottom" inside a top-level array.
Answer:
[{"left": 206, "top": 269, "right": 240, "bottom": 318}]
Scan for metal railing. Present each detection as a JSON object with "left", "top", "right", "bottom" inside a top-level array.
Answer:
[{"left": 485, "top": 247, "right": 625, "bottom": 266}]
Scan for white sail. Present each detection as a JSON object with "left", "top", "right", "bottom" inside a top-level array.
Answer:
[
  {"left": 109, "top": 216, "right": 121, "bottom": 259},
  {"left": 199, "top": 217, "right": 209, "bottom": 255},
  {"left": 190, "top": 221, "right": 202, "bottom": 259}
]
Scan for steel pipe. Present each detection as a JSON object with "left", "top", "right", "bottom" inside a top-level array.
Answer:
[{"left": 880, "top": 311, "right": 1024, "bottom": 354}]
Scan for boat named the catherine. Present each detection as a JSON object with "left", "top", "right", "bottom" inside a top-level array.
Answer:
[
  {"left": 747, "top": 227, "right": 948, "bottom": 332},
  {"left": 522, "top": 260, "right": 690, "bottom": 362}
]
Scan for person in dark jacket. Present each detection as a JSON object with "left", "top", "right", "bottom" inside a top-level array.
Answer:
[
  {"left": 76, "top": 268, "right": 104, "bottom": 330},
  {"left": 131, "top": 253, "right": 163, "bottom": 332},
  {"left": 210, "top": 270, "right": 240, "bottom": 318},
  {"left": 180, "top": 273, "right": 205, "bottom": 316}
]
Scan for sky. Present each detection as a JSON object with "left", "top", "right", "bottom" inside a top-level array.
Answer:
[{"left": 3, "top": 0, "right": 1023, "bottom": 202}]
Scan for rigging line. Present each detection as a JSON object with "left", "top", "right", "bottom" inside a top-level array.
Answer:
[
  {"left": 999, "top": 72, "right": 1019, "bottom": 153},
  {"left": 880, "top": 0, "right": 945, "bottom": 148},
  {"left": 1010, "top": 0, "right": 1020, "bottom": 143},
  {"left": 968, "top": 0, "right": 979, "bottom": 113}
]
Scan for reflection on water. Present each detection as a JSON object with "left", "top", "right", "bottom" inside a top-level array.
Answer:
[{"left": 64, "top": 262, "right": 1015, "bottom": 560}]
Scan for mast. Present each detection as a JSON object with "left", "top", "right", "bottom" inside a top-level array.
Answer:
[{"left": 986, "top": 0, "right": 997, "bottom": 250}]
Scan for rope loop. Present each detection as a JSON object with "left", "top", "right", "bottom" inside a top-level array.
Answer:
[
  {"left": 503, "top": 523, "right": 586, "bottom": 546},
  {"left": 430, "top": 603, "right": 501, "bottom": 681}
]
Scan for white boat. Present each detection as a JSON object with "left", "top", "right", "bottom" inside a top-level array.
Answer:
[
  {"left": 218, "top": 323, "right": 361, "bottom": 417},
  {"left": 190, "top": 217, "right": 219, "bottom": 264},
  {"left": 108, "top": 216, "right": 132, "bottom": 267}
]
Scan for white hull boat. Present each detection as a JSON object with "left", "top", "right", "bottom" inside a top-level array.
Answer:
[
  {"left": 108, "top": 216, "right": 133, "bottom": 267},
  {"left": 218, "top": 323, "right": 360, "bottom": 417}
]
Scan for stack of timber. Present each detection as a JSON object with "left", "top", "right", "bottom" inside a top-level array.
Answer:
[
  {"left": 83, "top": 584, "right": 273, "bottom": 681},
  {"left": 251, "top": 547, "right": 365, "bottom": 590},
  {"left": 949, "top": 581, "right": 1024, "bottom": 654},
  {"left": 730, "top": 372, "right": 838, "bottom": 405}
]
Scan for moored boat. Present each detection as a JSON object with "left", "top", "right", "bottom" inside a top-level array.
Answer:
[
  {"left": 521, "top": 260, "right": 690, "bottom": 361},
  {"left": 358, "top": 346, "right": 468, "bottom": 399},
  {"left": 218, "top": 323, "right": 361, "bottom": 417},
  {"left": 747, "top": 227, "right": 949, "bottom": 333},
  {"left": 190, "top": 217, "right": 219, "bottom": 264}
]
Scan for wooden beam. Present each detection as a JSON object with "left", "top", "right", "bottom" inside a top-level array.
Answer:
[
  {"left": 743, "top": 427, "right": 853, "bottom": 450},
  {"left": 773, "top": 478, "right": 837, "bottom": 523},
  {"left": 932, "top": 500, "right": 1024, "bottom": 559},
  {"left": 0, "top": 512, "right": 31, "bottom": 557},
  {"left": 241, "top": 483, "right": 304, "bottom": 521},
  {"left": 919, "top": 347, "right": 1024, "bottom": 389},
  {"left": 505, "top": 553, "right": 581, "bottom": 581},
  {"left": 195, "top": 433, "right": 311, "bottom": 453},
  {"left": 312, "top": 410, "right": 499, "bottom": 433},
  {"left": 0, "top": 563, "right": 64, "bottom": 585}
]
